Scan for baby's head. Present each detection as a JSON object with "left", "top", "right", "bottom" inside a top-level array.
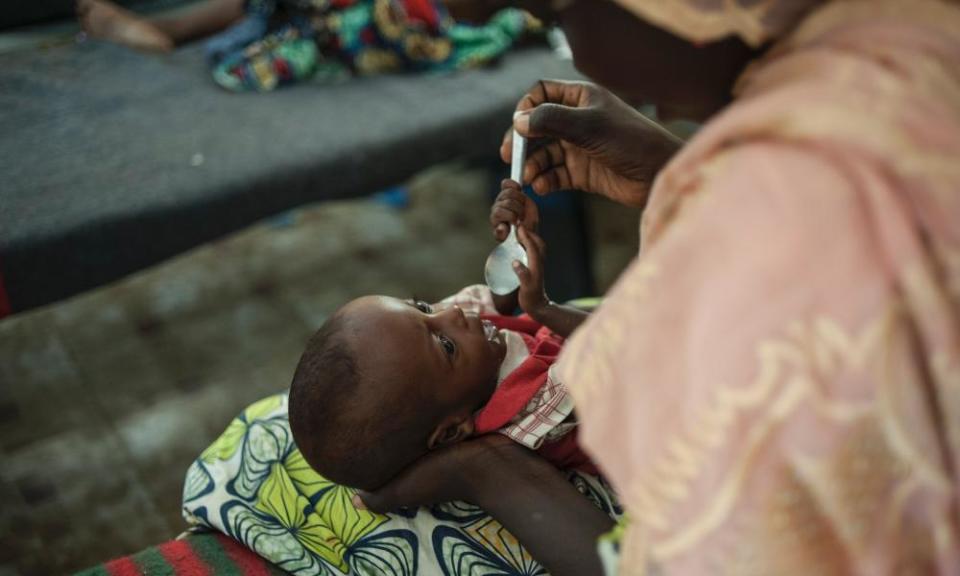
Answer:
[{"left": 289, "top": 296, "right": 506, "bottom": 490}]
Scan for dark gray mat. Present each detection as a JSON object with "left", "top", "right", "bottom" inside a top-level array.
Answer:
[
  {"left": 2, "top": 0, "right": 197, "bottom": 31},
  {"left": 0, "top": 40, "right": 577, "bottom": 313}
]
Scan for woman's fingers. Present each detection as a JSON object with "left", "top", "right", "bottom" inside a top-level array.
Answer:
[
  {"left": 531, "top": 166, "right": 573, "bottom": 196},
  {"left": 504, "top": 80, "right": 557, "bottom": 163},
  {"left": 517, "top": 79, "right": 589, "bottom": 112},
  {"left": 523, "top": 141, "right": 565, "bottom": 185},
  {"left": 519, "top": 103, "right": 596, "bottom": 148},
  {"left": 505, "top": 79, "right": 594, "bottom": 164}
]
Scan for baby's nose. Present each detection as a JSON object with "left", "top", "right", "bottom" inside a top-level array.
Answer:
[{"left": 443, "top": 305, "right": 468, "bottom": 327}]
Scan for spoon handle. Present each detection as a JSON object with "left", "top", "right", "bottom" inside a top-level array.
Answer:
[{"left": 510, "top": 129, "right": 526, "bottom": 184}]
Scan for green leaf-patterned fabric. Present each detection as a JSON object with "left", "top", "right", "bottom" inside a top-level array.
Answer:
[{"left": 183, "top": 393, "right": 622, "bottom": 575}]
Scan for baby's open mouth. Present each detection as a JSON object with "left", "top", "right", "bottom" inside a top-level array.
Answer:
[{"left": 481, "top": 319, "right": 498, "bottom": 342}]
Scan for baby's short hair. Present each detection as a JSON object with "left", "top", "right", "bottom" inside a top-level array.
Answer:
[{"left": 288, "top": 312, "right": 422, "bottom": 491}]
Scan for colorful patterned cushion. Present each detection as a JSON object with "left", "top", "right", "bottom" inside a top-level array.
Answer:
[{"left": 182, "top": 393, "right": 622, "bottom": 575}]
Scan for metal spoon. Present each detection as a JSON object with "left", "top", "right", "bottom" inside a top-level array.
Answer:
[{"left": 484, "top": 129, "right": 528, "bottom": 295}]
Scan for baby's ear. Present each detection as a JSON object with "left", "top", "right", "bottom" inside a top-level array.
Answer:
[{"left": 427, "top": 416, "right": 475, "bottom": 450}]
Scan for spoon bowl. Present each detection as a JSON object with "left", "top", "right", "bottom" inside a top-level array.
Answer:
[{"left": 484, "top": 224, "right": 528, "bottom": 295}]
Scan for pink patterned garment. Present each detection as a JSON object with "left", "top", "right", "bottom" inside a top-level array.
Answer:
[{"left": 558, "top": 0, "right": 960, "bottom": 574}]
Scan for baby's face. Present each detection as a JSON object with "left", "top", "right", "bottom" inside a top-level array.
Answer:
[{"left": 339, "top": 296, "right": 507, "bottom": 423}]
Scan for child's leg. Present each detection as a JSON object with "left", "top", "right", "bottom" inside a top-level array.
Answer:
[
  {"left": 77, "top": 0, "right": 244, "bottom": 52},
  {"left": 150, "top": 0, "right": 245, "bottom": 44}
]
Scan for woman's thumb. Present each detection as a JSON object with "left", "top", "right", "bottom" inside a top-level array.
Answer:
[{"left": 519, "top": 104, "right": 595, "bottom": 148}]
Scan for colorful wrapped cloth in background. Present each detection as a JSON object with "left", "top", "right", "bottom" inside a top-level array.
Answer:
[{"left": 205, "top": 0, "right": 537, "bottom": 92}]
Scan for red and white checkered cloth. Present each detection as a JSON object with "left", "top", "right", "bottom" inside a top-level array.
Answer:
[{"left": 500, "top": 364, "right": 576, "bottom": 449}]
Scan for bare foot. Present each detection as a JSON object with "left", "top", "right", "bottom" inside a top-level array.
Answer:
[{"left": 77, "top": 0, "right": 174, "bottom": 53}]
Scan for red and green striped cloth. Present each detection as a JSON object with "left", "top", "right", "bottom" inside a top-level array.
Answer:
[{"left": 74, "top": 532, "right": 290, "bottom": 576}]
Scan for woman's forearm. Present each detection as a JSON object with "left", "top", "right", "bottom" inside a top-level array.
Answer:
[{"left": 466, "top": 448, "right": 614, "bottom": 576}]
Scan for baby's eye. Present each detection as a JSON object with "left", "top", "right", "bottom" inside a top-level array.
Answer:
[
  {"left": 414, "top": 300, "right": 433, "bottom": 313},
  {"left": 437, "top": 334, "right": 456, "bottom": 358}
]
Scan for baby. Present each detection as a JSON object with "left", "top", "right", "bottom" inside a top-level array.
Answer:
[{"left": 288, "top": 182, "right": 594, "bottom": 490}]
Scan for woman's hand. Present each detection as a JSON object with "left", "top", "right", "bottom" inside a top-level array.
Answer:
[
  {"left": 501, "top": 79, "right": 683, "bottom": 208},
  {"left": 354, "top": 434, "right": 523, "bottom": 513}
]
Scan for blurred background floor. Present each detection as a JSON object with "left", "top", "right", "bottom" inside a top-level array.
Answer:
[{"left": 0, "top": 161, "right": 639, "bottom": 575}]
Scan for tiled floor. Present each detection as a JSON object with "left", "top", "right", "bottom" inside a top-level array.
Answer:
[{"left": 0, "top": 162, "right": 639, "bottom": 575}]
